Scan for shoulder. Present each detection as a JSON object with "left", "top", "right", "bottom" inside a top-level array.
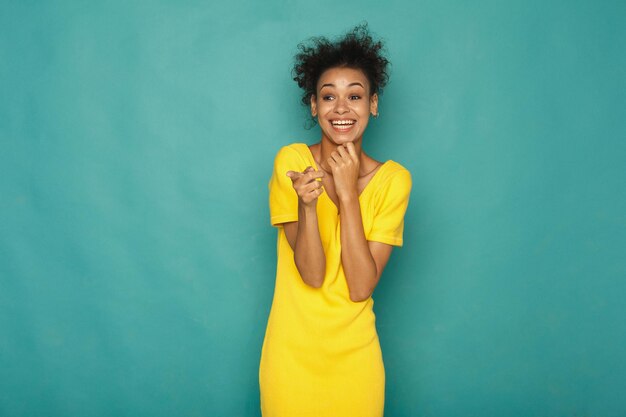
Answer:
[
  {"left": 274, "top": 142, "right": 310, "bottom": 160},
  {"left": 379, "top": 160, "right": 412, "bottom": 189},
  {"left": 273, "top": 143, "right": 315, "bottom": 173}
]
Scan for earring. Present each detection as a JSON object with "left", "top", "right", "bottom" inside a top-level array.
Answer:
[{"left": 373, "top": 112, "right": 379, "bottom": 119}]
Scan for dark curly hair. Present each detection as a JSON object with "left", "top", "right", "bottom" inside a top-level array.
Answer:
[{"left": 292, "top": 23, "right": 390, "bottom": 107}]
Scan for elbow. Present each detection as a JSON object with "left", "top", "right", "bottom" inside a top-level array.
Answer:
[
  {"left": 295, "top": 261, "right": 325, "bottom": 288},
  {"left": 295, "top": 255, "right": 326, "bottom": 288},
  {"left": 300, "top": 272, "right": 325, "bottom": 288},
  {"left": 349, "top": 288, "right": 373, "bottom": 303},
  {"left": 347, "top": 270, "right": 378, "bottom": 302},
  {"left": 307, "top": 278, "right": 324, "bottom": 289}
]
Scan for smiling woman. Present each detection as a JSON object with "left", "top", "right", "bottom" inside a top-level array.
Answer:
[
  {"left": 259, "top": 24, "right": 412, "bottom": 417},
  {"left": 313, "top": 67, "right": 376, "bottom": 149}
]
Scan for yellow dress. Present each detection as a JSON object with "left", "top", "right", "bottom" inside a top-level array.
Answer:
[{"left": 259, "top": 143, "right": 412, "bottom": 417}]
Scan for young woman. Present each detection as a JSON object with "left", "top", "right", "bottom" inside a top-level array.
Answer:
[{"left": 259, "top": 24, "right": 412, "bottom": 417}]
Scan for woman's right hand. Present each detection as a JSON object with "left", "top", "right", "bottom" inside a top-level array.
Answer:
[{"left": 286, "top": 166, "right": 325, "bottom": 206}]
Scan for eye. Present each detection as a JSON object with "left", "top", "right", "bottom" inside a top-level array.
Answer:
[
  {"left": 322, "top": 95, "right": 334, "bottom": 101},
  {"left": 349, "top": 95, "right": 361, "bottom": 100}
]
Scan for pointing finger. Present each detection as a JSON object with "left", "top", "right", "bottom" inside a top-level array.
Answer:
[{"left": 306, "top": 170, "right": 325, "bottom": 180}]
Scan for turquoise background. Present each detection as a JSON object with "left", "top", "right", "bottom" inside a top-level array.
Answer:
[{"left": 1, "top": 1, "right": 625, "bottom": 416}]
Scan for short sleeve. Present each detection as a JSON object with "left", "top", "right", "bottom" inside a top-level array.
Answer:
[
  {"left": 269, "top": 146, "right": 304, "bottom": 227},
  {"left": 368, "top": 169, "right": 412, "bottom": 246}
]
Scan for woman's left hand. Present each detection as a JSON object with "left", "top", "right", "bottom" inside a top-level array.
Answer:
[{"left": 327, "top": 142, "right": 360, "bottom": 201}]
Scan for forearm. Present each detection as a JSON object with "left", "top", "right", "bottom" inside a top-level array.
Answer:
[
  {"left": 339, "top": 193, "right": 378, "bottom": 302},
  {"left": 294, "top": 203, "right": 326, "bottom": 287}
]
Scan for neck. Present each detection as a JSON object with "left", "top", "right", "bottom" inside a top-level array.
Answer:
[
  {"left": 321, "top": 135, "right": 362, "bottom": 155},
  {"left": 316, "top": 136, "right": 367, "bottom": 173}
]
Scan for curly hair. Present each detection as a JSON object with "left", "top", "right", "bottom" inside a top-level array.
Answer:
[{"left": 292, "top": 23, "right": 390, "bottom": 107}]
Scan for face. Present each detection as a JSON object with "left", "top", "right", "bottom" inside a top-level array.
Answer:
[{"left": 310, "top": 67, "right": 378, "bottom": 146}]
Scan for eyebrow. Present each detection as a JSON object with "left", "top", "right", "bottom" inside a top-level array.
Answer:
[{"left": 320, "top": 82, "right": 365, "bottom": 89}]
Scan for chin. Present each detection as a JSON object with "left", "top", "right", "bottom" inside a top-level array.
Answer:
[
  {"left": 336, "top": 136, "right": 360, "bottom": 145},
  {"left": 324, "top": 133, "right": 360, "bottom": 146}
]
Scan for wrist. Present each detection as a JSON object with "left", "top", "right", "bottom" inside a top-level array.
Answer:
[
  {"left": 299, "top": 200, "right": 318, "bottom": 213},
  {"left": 338, "top": 190, "right": 359, "bottom": 204}
]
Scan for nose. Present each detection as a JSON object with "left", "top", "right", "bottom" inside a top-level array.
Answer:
[{"left": 333, "top": 97, "right": 349, "bottom": 114}]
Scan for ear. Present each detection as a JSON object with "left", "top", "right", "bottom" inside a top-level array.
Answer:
[
  {"left": 370, "top": 93, "right": 379, "bottom": 117},
  {"left": 310, "top": 94, "right": 317, "bottom": 117}
]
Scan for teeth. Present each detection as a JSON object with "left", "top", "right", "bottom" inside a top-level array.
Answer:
[{"left": 332, "top": 120, "right": 355, "bottom": 125}]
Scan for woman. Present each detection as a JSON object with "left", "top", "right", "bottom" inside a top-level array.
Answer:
[{"left": 259, "top": 24, "right": 412, "bottom": 417}]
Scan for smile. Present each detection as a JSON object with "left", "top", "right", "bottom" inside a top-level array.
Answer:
[
  {"left": 330, "top": 120, "right": 356, "bottom": 133},
  {"left": 331, "top": 119, "right": 356, "bottom": 126}
]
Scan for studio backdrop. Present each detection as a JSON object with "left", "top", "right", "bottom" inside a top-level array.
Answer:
[{"left": 1, "top": 1, "right": 625, "bottom": 416}]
